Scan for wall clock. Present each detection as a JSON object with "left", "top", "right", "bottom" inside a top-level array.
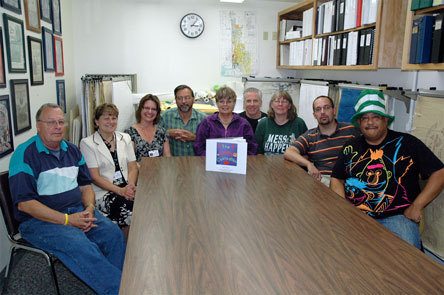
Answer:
[{"left": 180, "top": 13, "right": 204, "bottom": 39}]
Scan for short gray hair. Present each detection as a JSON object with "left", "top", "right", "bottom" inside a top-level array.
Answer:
[
  {"left": 36, "top": 103, "right": 62, "bottom": 121},
  {"left": 243, "top": 87, "right": 262, "bottom": 101}
]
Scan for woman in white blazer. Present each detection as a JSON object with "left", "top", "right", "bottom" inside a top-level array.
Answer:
[{"left": 80, "top": 103, "right": 138, "bottom": 239}]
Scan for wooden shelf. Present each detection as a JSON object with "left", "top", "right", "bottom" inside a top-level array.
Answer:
[
  {"left": 402, "top": 1, "right": 444, "bottom": 71},
  {"left": 276, "top": 0, "right": 408, "bottom": 71}
]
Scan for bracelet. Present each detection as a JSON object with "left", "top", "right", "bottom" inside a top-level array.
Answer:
[
  {"left": 64, "top": 213, "right": 69, "bottom": 226},
  {"left": 85, "top": 203, "right": 95, "bottom": 209}
]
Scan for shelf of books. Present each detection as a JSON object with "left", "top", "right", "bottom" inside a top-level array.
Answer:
[
  {"left": 402, "top": 0, "right": 444, "bottom": 70},
  {"left": 277, "top": 0, "right": 407, "bottom": 71}
]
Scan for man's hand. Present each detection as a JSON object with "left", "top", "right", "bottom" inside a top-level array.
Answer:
[
  {"left": 404, "top": 203, "right": 422, "bottom": 223},
  {"left": 168, "top": 129, "right": 195, "bottom": 142},
  {"left": 307, "top": 162, "right": 322, "bottom": 181},
  {"left": 68, "top": 210, "right": 97, "bottom": 232}
]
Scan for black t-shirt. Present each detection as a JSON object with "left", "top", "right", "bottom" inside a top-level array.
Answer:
[
  {"left": 239, "top": 111, "right": 267, "bottom": 133},
  {"left": 331, "top": 129, "right": 444, "bottom": 218}
]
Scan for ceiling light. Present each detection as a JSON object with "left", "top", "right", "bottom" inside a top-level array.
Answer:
[{"left": 220, "top": 0, "right": 245, "bottom": 3}]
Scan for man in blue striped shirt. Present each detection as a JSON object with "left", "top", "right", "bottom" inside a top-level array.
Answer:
[
  {"left": 9, "top": 103, "right": 125, "bottom": 295},
  {"left": 161, "top": 85, "right": 206, "bottom": 156}
]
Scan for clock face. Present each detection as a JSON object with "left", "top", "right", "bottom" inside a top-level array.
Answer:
[{"left": 180, "top": 13, "right": 204, "bottom": 38}]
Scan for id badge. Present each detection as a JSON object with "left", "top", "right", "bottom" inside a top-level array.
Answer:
[
  {"left": 114, "top": 170, "right": 123, "bottom": 180},
  {"left": 148, "top": 150, "right": 160, "bottom": 157}
]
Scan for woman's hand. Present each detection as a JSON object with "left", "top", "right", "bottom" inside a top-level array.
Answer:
[{"left": 118, "top": 184, "right": 136, "bottom": 200}]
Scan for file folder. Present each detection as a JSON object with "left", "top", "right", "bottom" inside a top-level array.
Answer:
[
  {"left": 431, "top": 14, "right": 444, "bottom": 63},
  {"left": 416, "top": 15, "right": 435, "bottom": 63}
]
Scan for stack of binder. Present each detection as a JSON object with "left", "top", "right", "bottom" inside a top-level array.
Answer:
[
  {"left": 431, "top": 13, "right": 444, "bottom": 63},
  {"left": 317, "top": 0, "right": 378, "bottom": 34},
  {"left": 410, "top": 15, "right": 435, "bottom": 64}
]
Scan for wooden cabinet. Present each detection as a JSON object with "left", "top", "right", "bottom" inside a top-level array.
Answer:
[
  {"left": 402, "top": 1, "right": 444, "bottom": 70},
  {"left": 276, "top": 0, "right": 407, "bottom": 70}
]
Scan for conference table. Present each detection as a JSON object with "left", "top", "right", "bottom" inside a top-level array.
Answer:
[{"left": 120, "top": 155, "right": 444, "bottom": 294}]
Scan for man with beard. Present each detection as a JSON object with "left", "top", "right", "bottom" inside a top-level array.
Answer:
[
  {"left": 239, "top": 87, "right": 267, "bottom": 132},
  {"left": 330, "top": 89, "right": 444, "bottom": 249},
  {"left": 284, "top": 95, "right": 359, "bottom": 185},
  {"left": 161, "top": 85, "right": 206, "bottom": 156}
]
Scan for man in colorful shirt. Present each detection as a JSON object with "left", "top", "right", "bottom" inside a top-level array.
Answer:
[
  {"left": 161, "top": 85, "right": 206, "bottom": 156},
  {"left": 9, "top": 103, "right": 126, "bottom": 295},
  {"left": 330, "top": 90, "right": 444, "bottom": 249},
  {"left": 284, "top": 95, "right": 359, "bottom": 185}
]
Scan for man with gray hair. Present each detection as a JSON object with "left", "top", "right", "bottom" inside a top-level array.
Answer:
[
  {"left": 239, "top": 87, "right": 267, "bottom": 132},
  {"left": 9, "top": 103, "right": 126, "bottom": 294}
]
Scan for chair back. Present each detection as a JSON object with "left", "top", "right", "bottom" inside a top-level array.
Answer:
[{"left": 0, "top": 171, "right": 20, "bottom": 238}]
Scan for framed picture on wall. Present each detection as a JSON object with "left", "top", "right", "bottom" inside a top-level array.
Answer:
[
  {"left": 0, "top": 28, "right": 7, "bottom": 88},
  {"left": 52, "top": 0, "right": 62, "bottom": 35},
  {"left": 56, "top": 80, "right": 66, "bottom": 113},
  {"left": 10, "top": 79, "right": 31, "bottom": 135},
  {"left": 27, "top": 36, "right": 44, "bottom": 85},
  {"left": 54, "top": 35, "right": 64, "bottom": 76},
  {"left": 42, "top": 27, "right": 54, "bottom": 71},
  {"left": 3, "top": 14, "right": 27, "bottom": 73},
  {"left": 40, "top": 0, "right": 52, "bottom": 23},
  {"left": 0, "top": 95, "right": 14, "bottom": 158},
  {"left": 1, "top": 0, "right": 22, "bottom": 14},
  {"left": 24, "top": 0, "right": 41, "bottom": 33}
]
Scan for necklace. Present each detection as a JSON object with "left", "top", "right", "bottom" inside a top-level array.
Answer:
[
  {"left": 99, "top": 132, "right": 114, "bottom": 149},
  {"left": 219, "top": 115, "right": 232, "bottom": 126}
]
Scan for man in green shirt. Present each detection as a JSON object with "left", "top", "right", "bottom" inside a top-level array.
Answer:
[{"left": 161, "top": 85, "right": 206, "bottom": 156}]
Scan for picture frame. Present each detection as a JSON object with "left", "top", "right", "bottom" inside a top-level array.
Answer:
[
  {"left": 40, "top": 0, "right": 52, "bottom": 23},
  {"left": 24, "top": 0, "right": 41, "bottom": 33},
  {"left": 27, "top": 36, "right": 44, "bottom": 86},
  {"left": 42, "top": 27, "right": 54, "bottom": 71},
  {"left": 0, "top": 95, "right": 14, "bottom": 158},
  {"left": 56, "top": 80, "right": 65, "bottom": 113},
  {"left": 1, "top": 0, "right": 21, "bottom": 15},
  {"left": 0, "top": 28, "right": 7, "bottom": 88},
  {"left": 10, "top": 79, "right": 31, "bottom": 135},
  {"left": 3, "top": 14, "right": 27, "bottom": 73},
  {"left": 54, "top": 35, "right": 64, "bottom": 76},
  {"left": 52, "top": 0, "right": 62, "bottom": 35}
]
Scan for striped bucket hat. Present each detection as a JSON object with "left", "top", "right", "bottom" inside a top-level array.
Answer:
[{"left": 350, "top": 89, "right": 395, "bottom": 127}]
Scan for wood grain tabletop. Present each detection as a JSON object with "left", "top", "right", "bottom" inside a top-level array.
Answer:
[{"left": 120, "top": 155, "right": 444, "bottom": 294}]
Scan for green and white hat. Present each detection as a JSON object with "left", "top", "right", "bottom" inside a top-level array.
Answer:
[{"left": 350, "top": 89, "right": 395, "bottom": 127}]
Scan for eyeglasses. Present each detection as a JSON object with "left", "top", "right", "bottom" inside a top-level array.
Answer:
[
  {"left": 142, "top": 107, "right": 157, "bottom": 112},
  {"left": 359, "top": 114, "right": 383, "bottom": 123},
  {"left": 273, "top": 99, "right": 290, "bottom": 105},
  {"left": 314, "top": 105, "right": 333, "bottom": 113},
  {"left": 176, "top": 95, "right": 192, "bottom": 101},
  {"left": 38, "top": 120, "right": 65, "bottom": 127},
  {"left": 217, "top": 99, "right": 234, "bottom": 105}
]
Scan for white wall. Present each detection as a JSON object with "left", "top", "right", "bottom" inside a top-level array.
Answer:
[{"left": 69, "top": 0, "right": 291, "bottom": 99}]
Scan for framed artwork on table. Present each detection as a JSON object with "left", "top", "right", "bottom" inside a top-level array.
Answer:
[
  {"left": 10, "top": 79, "right": 31, "bottom": 135},
  {"left": 24, "top": 0, "right": 41, "bottom": 33},
  {"left": 0, "top": 28, "right": 7, "bottom": 88},
  {"left": 56, "top": 80, "right": 65, "bottom": 113},
  {"left": 52, "top": 0, "right": 61, "bottom": 35},
  {"left": 54, "top": 35, "right": 64, "bottom": 76},
  {"left": 40, "top": 0, "right": 52, "bottom": 23},
  {"left": 1, "top": 0, "right": 21, "bottom": 14},
  {"left": 3, "top": 14, "right": 27, "bottom": 73},
  {"left": 0, "top": 95, "right": 14, "bottom": 158},
  {"left": 42, "top": 27, "right": 54, "bottom": 71},
  {"left": 27, "top": 36, "right": 44, "bottom": 86}
]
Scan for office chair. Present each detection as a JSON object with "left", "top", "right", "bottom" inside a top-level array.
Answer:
[{"left": 0, "top": 171, "right": 61, "bottom": 295}]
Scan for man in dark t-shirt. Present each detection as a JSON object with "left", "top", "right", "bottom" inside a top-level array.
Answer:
[
  {"left": 238, "top": 87, "right": 267, "bottom": 132},
  {"left": 330, "top": 90, "right": 444, "bottom": 249}
]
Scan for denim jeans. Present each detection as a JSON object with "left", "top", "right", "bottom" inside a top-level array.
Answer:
[
  {"left": 376, "top": 214, "right": 422, "bottom": 250},
  {"left": 19, "top": 205, "right": 126, "bottom": 295}
]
